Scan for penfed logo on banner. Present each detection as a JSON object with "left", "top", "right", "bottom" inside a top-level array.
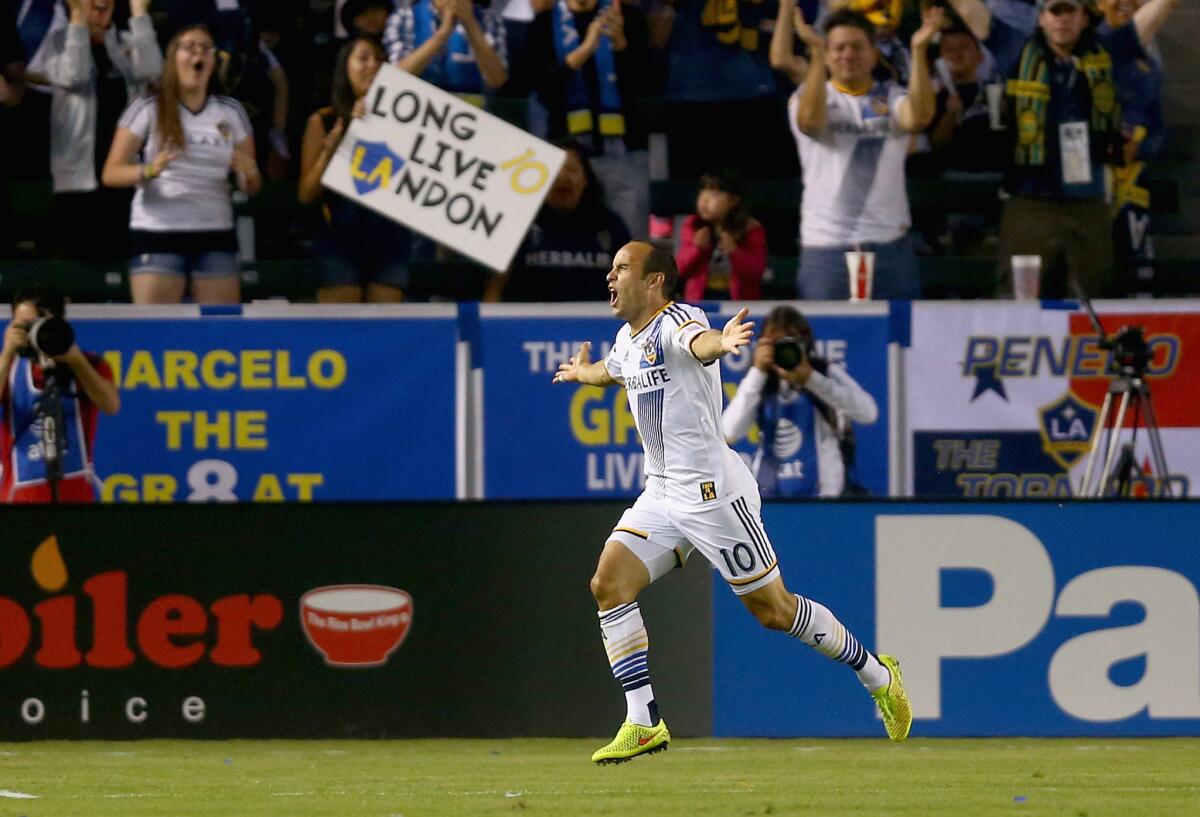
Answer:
[
  {"left": 904, "top": 301, "right": 1199, "bottom": 497},
  {"left": 479, "top": 303, "right": 891, "bottom": 499},
  {"left": 73, "top": 309, "right": 459, "bottom": 502},
  {"left": 321, "top": 64, "right": 566, "bottom": 273},
  {"left": 714, "top": 502, "right": 1200, "bottom": 737}
]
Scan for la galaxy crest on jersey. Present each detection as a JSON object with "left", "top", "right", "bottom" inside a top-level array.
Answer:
[
  {"left": 828, "top": 81, "right": 896, "bottom": 137},
  {"left": 868, "top": 94, "right": 890, "bottom": 118},
  {"left": 624, "top": 317, "right": 671, "bottom": 392},
  {"left": 639, "top": 323, "right": 663, "bottom": 369},
  {"left": 861, "top": 82, "right": 892, "bottom": 127}
]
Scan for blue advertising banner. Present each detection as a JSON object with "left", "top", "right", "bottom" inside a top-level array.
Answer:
[
  {"left": 480, "top": 304, "right": 648, "bottom": 499},
  {"left": 480, "top": 303, "right": 892, "bottom": 499},
  {"left": 714, "top": 501, "right": 1200, "bottom": 736},
  {"left": 72, "top": 306, "right": 459, "bottom": 502}
]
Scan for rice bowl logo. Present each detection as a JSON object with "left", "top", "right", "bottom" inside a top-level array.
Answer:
[{"left": 300, "top": 585, "right": 413, "bottom": 668}]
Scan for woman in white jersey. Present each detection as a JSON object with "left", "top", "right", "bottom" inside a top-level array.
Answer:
[{"left": 102, "top": 25, "right": 261, "bottom": 305}]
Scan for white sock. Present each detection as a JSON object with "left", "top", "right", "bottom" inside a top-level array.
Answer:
[
  {"left": 788, "top": 594, "right": 889, "bottom": 691},
  {"left": 598, "top": 602, "right": 659, "bottom": 726}
]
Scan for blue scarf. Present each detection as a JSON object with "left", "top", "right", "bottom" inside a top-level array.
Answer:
[
  {"left": 756, "top": 389, "right": 819, "bottom": 498},
  {"left": 550, "top": 0, "right": 625, "bottom": 139},
  {"left": 410, "top": 0, "right": 484, "bottom": 94}
]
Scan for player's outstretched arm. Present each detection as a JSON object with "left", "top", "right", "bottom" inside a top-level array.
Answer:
[
  {"left": 553, "top": 341, "right": 618, "bottom": 387},
  {"left": 689, "top": 308, "right": 753, "bottom": 364}
]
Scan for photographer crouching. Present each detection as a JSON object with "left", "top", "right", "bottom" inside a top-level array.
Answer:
[
  {"left": 0, "top": 284, "right": 119, "bottom": 503},
  {"left": 722, "top": 305, "right": 877, "bottom": 497}
]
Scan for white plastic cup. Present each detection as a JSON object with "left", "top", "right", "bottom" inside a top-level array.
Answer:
[
  {"left": 1011, "top": 254, "right": 1042, "bottom": 299},
  {"left": 845, "top": 250, "right": 875, "bottom": 301},
  {"left": 985, "top": 83, "right": 1004, "bottom": 131}
]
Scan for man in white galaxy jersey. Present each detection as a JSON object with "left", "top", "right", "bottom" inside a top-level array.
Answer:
[{"left": 554, "top": 241, "right": 912, "bottom": 763}]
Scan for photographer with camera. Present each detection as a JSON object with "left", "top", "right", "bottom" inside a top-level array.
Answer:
[
  {"left": 722, "top": 305, "right": 877, "bottom": 497},
  {"left": 0, "top": 284, "right": 119, "bottom": 504}
]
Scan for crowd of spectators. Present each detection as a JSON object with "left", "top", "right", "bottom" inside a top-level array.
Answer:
[{"left": 0, "top": 0, "right": 1183, "bottom": 303}]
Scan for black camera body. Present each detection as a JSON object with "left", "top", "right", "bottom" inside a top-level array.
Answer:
[
  {"left": 773, "top": 336, "right": 807, "bottom": 370},
  {"left": 17, "top": 316, "right": 75, "bottom": 360},
  {"left": 1104, "top": 325, "right": 1152, "bottom": 378}
]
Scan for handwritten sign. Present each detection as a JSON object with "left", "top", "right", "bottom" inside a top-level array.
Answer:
[{"left": 322, "top": 64, "right": 566, "bottom": 273}]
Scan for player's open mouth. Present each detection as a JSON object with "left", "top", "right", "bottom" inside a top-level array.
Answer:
[
  {"left": 609, "top": 288, "right": 617, "bottom": 307},
  {"left": 192, "top": 60, "right": 205, "bottom": 72}
]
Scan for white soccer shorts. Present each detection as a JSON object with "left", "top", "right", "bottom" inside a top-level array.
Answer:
[{"left": 608, "top": 491, "right": 780, "bottom": 595}]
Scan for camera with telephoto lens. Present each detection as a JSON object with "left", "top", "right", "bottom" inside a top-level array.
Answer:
[
  {"left": 17, "top": 316, "right": 75, "bottom": 359},
  {"left": 773, "top": 336, "right": 807, "bottom": 370}
]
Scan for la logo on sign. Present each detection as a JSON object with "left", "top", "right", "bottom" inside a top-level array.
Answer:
[
  {"left": 350, "top": 140, "right": 405, "bottom": 195},
  {"left": 1037, "top": 390, "right": 1099, "bottom": 470}
]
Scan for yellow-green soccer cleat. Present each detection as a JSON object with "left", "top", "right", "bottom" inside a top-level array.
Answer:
[
  {"left": 591, "top": 719, "right": 671, "bottom": 764},
  {"left": 871, "top": 654, "right": 912, "bottom": 742}
]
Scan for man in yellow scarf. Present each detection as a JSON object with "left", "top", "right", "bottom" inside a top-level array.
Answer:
[{"left": 989, "top": 0, "right": 1179, "bottom": 297}]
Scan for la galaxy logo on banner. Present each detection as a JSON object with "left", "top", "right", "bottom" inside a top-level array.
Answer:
[
  {"left": 1037, "top": 391, "right": 1099, "bottom": 470},
  {"left": 350, "top": 140, "right": 405, "bottom": 196}
]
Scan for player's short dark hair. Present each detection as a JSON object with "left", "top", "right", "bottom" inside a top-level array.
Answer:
[
  {"left": 13, "top": 282, "right": 66, "bottom": 317},
  {"left": 636, "top": 242, "right": 679, "bottom": 299},
  {"left": 824, "top": 9, "right": 876, "bottom": 41}
]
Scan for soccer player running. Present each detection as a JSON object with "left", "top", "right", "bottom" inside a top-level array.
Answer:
[{"left": 554, "top": 241, "right": 910, "bottom": 764}]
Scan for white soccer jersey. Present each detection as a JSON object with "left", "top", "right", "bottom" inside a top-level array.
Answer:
[
  {"left": 118, "top": 94, "right": 252, "bottom": 232},
  {"left": 604, "top": 302, "right": 757, "bottom": 511},
  {"left": 788, "top": 80, "right": 912, "bottom": 247}
]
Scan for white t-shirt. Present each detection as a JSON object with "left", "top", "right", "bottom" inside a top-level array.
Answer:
[
  {"left": 118, "top": 94, "right": 252, "bottom": 233},
  {"left": 788, "top": 80, "right": 912, "bottom": 247},
  {"left": 604, "top": 302, "right": 758, "bottom": 511}
]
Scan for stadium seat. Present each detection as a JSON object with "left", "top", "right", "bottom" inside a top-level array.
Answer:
[
  {"left": 242, "top": 258, "right": 320, "bottom": 302},
  {"left": 0, "top": 259, "right": 127, "bottom": 303}
]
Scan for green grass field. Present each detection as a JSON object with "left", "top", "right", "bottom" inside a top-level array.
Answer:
[{"left": 1, "top": 738, "right": 1198, "bottom": 817}]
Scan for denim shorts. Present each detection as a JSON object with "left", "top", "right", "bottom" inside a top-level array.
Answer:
[
  {"left": 129, "top": 250, "right": 240, "bottom": 279},
  {"left": 316, "top": 204, "right": 413, "bottom": 290},
  {"left": 315, "top": 240, "right": 411, "bottom": 290}
]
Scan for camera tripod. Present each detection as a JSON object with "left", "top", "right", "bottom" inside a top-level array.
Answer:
[
  {"left": 1077, "top": 373, "right": 1171, "bottom": 497},
  {"left": 1076, "top": 299, "right": 1172, "bottom": 498}
]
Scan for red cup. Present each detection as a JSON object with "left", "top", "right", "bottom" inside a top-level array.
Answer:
[
  {"left": 300, "top": 585, "right": 413, "bottom": 667},
  {"left": 845, "top": 250, "right": 876, "bottom": 301}
]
